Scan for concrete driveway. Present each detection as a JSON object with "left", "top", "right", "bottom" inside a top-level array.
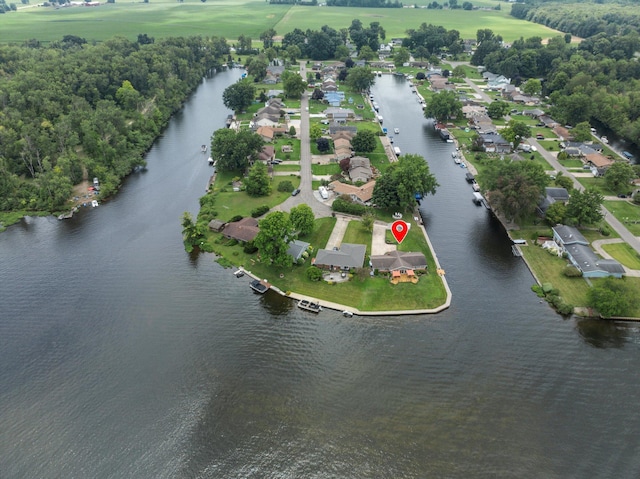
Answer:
[{"left": 371, "top": 221, "right": 396, "bottom": 256}]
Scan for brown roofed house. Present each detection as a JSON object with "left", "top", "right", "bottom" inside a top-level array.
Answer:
[
  {"left": 329, "top": 180, "right": 376, "bottom": 204},
  {"left": 222, "top": 217, "right": 259, "bottom": 243}
]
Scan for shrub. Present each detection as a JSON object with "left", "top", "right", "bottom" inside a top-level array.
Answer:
[
  {"left": 306, "top": 266, "right": 324, "bottom": 281},
  {"left": 599, "top": 225, "right": 611, "bottom": 236},
  {"left": 278, "top": 180, "right": 295, "bottom": 192},
  {"left": 563, "top": 265, "right": 582, "bottom": 277},
  {"left": 229, "top": 215, "right": 243, "bottom": 222},
  {"left": 332, "top": 197, "right": 366, "bottom": 216},
  {"left": 243, "top": 240, "right": 258, "bottom": 254},
  {"left": 251, "top": 205, "right": 270, "bottom": 217},
  {"left": 226, "top": 238, "right": 238, "bottom": 247},
  {"left": 531, "top": 284, "right": 545, "bottom": 297}
]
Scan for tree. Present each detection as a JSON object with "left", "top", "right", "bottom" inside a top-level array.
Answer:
[
  {"left": 246, "top": 55, "right": 268, "bottom": 81},
  {"left": 351, "top": 130, "right": 376, "bottom": 152},
  {"left": 555, "top": 175, "right": 574, "bottom": 191},
  {"left": 211, "top": 128, "right": 264, "bottom": 171},
  {"left": 572, "top": 121, "right": 593, "bottom": 142},
  {"left": 361, "top": 210, "right": 375, "bottom": 232},
  {"left": 255, "top": 211, "right": 296, "bottom": 267},
  {"left": 565, "top": 188, "right": 604, "bottom": 226},
  {"left": 311, "top": 88, "right": 324, "bottom": 101},
  {"left": 286, "top": 45, "right": 301, "bottom": 63},
  {"left": 487, "top": 101, "right": 510, "bottom": 119},
  {"left": 346, "top": 66, "right": 376, "bottom": 92},
  {"left": 605, "top": 161, "right": 635, "bottom": 193},
  {"left": 260, "top": 28, "right": 276, "bottom": 49},
  {"left": 181, "top": 211, "right": 205, "bottom": 252},
  {"left": 222, "top": 80, "right": 255, "bottom": 113},
  {"left": 522, "top": 78, "right": 542, "bottom": 96},
  {"left": 414, "top": 46, "right": 429, "bottom": 62},
  {"left": 290, "top": 204, "right": 315, "bottom": 236},
  {"left": 358, "top": 45, "right": 376, "bottom": 61},
  {"left": 483, "top": 160, "right": 548, "bottom": 222},
  {"left": 316, "top": 137, "right": 330, "bottom": 152},
  {"left": 500, "top": 120, "right": 532, "bottom": 147},
  {"left": 245, "top": 160, "right": 271, "bottom": 197},
  {"left": 393, "top": 47, "right": 410, "bottom": 67},
  {"left": 452, "top": 65, "right": 466, "bottom": 78},
  {"left": 281, "top": 70, "right": 307, "bottom": 99},
  {"left": 424, "top": 90, "right": 462, "bottom": 122},
  {"left": 310, "top": 124, "right": 323, "bottom": 141},
  {"left": 545, "top": 201, "right": 566, "bottom": 225},
  {"left": 372, "top": 153, "right": 439, "bottom": 211},
  {"left": 588, "top": 278, "right": 635, "bottom": 318}
]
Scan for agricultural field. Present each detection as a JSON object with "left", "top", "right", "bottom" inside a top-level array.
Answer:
[{"left": 1, "top": 0, "right": 564, "bottom": 45}]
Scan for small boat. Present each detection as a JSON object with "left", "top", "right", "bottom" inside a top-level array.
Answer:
[
  {"left": 452, "top": 151, "right": 458, "bottom": 158},
  {"left": 472, "top": 182, "right": 480, "bottom": 192},
  {"left": 91, "top": 200, "right": 99, "bottom": 207},
  {"left": 342, "top": 310, "right": 354, "bottom": 317},
  {"left": 394, "top": 128, "right": 400, "bottom": 134},
  {"left": 208, "top": 157, "right": 214, "bottom": 165},
  {"left": 249, "top": 279, "right": 270, "bottom": 294},
  {"left": 201, "top": 144, "right": 207, "bottom": 153},
  {"left": 454, "top": 157, "right": 461, "bottom": 164},
  {"left": 233, "top": 269, "right": 245, "bottom": 278},
  {"left": 297, "top": 299, "right": 322, "bottom": 313},
  {"left": 600, "top": 136, "right": 608, "bottom": 144}
]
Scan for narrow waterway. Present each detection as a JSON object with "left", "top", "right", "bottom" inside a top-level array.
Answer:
[{"left": 1, "top": 70, "right": 640, "bottom": 478}]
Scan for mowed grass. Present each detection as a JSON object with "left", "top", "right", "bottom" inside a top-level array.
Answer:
[
  {"left": 519, "top": 244, "right": 591, "bottom": 307},
  {"left": 601, "top": 242, "right": 640, "bottom": 270},
  {"left": 3, "top": 0, "right": 563, "bottom": 44},
  {"left": 603, "top": 200, "right": 640, "bottom": 236}
]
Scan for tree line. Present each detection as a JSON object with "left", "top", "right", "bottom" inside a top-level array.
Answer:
[{"left": 0, "top": 35, "right": 228, "bottom": 213}]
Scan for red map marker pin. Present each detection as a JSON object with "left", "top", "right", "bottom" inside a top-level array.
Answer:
[{"left": 391, "top": 220, "right": 409, "bottom": 244}]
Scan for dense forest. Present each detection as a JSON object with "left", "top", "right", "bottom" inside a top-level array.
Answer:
[
  {"left": 511, "top": 2, "right": 640, "bottom": 38},
  {"left": 0, "top": 35, "right": 228, "bottom": 213}
]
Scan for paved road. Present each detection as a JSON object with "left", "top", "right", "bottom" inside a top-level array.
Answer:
[
  {"left": 464, "top": 78, "right": 494, "bottom": 103},
  {"left": 529, "top": 137, "right": 640, "bottom": 255},
  {"left": 276, "top": 61, "right": 332, "bottom": 218}
]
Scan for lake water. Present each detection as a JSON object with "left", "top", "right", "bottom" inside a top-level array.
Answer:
[{"left": 1, "top": 69, "right": 640, "bottom": 478}]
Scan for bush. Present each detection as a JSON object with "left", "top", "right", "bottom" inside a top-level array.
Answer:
[
  {"left": 306, "top": 266, "right": 324, "bottom": 281},
  {"left": 229, "top": 215, "right": 243, "bottom": 222},
  {"left": 251, "top": 205, "right": 270, "bottom": 217},
  {"left": 599, "top": 225, "right": 611, "bottom": 236},
  {"left": 563, "top": 266, "right": 582, "bottom": 277},
  {"left": 332, "top": 197, "right": 366, "bottom": 216},
  {"left": 531, "top": 284, "right": 545, "bottom": 297},
  {"left": 226, "top": 238, "right": 238, "bottom": 247},
  {"left": 278, "top": 180, "right": 294, "bottom": 192},
  {"left": 243, "top": 240, "right": 258, "bottom": 254}
]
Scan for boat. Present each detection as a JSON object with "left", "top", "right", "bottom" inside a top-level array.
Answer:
[
  {"left": 201, "top": 144, "right": 207, "bottom": 153},
  {"left": 600, "top": 136, "right": 608, "bottom": 144},
  {"left": 454, "top": 157, "right": 461, "bottom": 164},
  {"left": 249, "top": 279, "right": 270, "bottom": 294},
  {"left": 465, "top": 172, "right": 475, "bottom": 183},
  {"left": 208, "top": 157, "right": 214, "bottom": 165},
  {"left": 91, "top": 200, "right": 99, "bottom": 207},
  {"left": 297, "top": 299, "right": 322, "bottom": 313},
  {"left": 394, "top": 146, "right": 401, "bottom": 156},
  {"left": 472, "top": 182, "right": 480, "bottom": 192},
  {"left": 473, "top": 192, "right": 484, "bottom": 205},
  {"left": 233, "top": 269, "right": 245, "bottom": 278},
  {"left": 452, "top": 151, "right": 458, "bottom": 158},
  {"left": 394, "top": 128, "right": 400, "bottom": 134},
  {"left": 342, "top": 310, "right": 354, "bottom": 317}
]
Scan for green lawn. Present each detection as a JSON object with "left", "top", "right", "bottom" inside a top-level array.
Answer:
[
  {"left": 577, "top": 177, "right": 618, "bottom": 197},
  {"left": 602, "top": 242, "right": 640, "bottom": 270},
  {"left": 603, "top": 200, "right": 640, "bottom": 236},
  {"left": 520, "top": 244, "right": 591, "bottom": 307},
  {"left": 342, "top": 220, "right": 372, "bottom": 257},
  {"left": 311, "top": 163, "right": 341, "bottom": 175},
  {"left": 273, "top": 138, "right": 301, "bottom": 161},
  {"left": 273, "top": 164, "right": 300, "bottom": 172}
]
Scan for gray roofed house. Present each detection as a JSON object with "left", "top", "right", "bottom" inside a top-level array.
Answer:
[
  {"left": 287, "top": 240, "right": 310, "bottom": 261},
  {"left": 480, "top": 133, "right": 511, "bottom": 153},
  {"left": 370, "top": 250, "right": 428, "bottom": 272},
  {"left": 552, "top": 225, "right": 624, "bottom": 278},
  {"left": 314, "top": 243, "right": 366, "bottom": 270},
  {"left": 329, "top": 124, "right": 358, "bottom": 136},
  {"left": 208, "top": 219, "right": 226, "bottom": 232},
  {"left": 348, "top": 156, "right": 373, "bottom": 183},
  {"left": 537, "top": 187, "right": 570, "bottom": 215}
]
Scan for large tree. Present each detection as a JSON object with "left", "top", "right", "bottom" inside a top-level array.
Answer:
[
  {"left": 565, "top": 188, "right": 604, "bottom": 226},
  {"left": 500, "top": 120, "right": 532, "bottom": 147},
  {"left": 588, "top": 278, "right": 635, "bottom": 318},
  {"left": 254, "top": 211, "right": 297, "bottom": 267},
  {"left": 371, "top": 153, "right": 439, "bottom": 211},
  {"left": 281, "top": 70, "right": 307, "bottom": 99},
  {"left": 211, "top": 128, "right": 264, "bottom": 171},
  {"left": 289, "top": 204, "right": 315, "bottom": 236},
  {"left": 424, "top": 90, "right": 462, "bottom": 122},
  {"left": 605, "top": 161, "right": 635, "bottom": 194},
  {"left": 351, "top": 129, "right": 376, "bottom": 153},
  {"left": 393, "top": 47, "right": 410, "bottom": 67},
  {"left": 483, "top": 160, "right": 548, "bottom": 222},
  {"left": 245, "top": 160, "right": 271, "bottom": 197},
  {"left": 222, "top": 80, "right": 255, "bottom": 113},
  {"left": 346, "top": 66, "right": 376, "bottom": 92}
]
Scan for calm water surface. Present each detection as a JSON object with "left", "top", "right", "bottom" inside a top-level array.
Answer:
[{"left": 1, "top": 70, "right": 640, "bottom": 478}]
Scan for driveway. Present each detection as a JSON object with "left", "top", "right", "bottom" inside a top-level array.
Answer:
[
  {"left": 325, "top": 215, "right": 351, "bottom": 250},
  {"left": 371, "top": 221, "right": 396, "bottom": 256}
]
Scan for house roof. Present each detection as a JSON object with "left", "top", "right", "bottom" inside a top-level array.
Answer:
[
  {"left": 207, "top": 219, "right": 226, "bottom": 232},
  {"left": 585, "top": 152, "right": 613, "bottom": 168},
  {"left": 329, "top": 125, "right": 357, "bottom": 135},
  {"left": 566, "top": 243, "right": 625, "bottom": 275},
  {"left": 545, "top": 187, "right": 570, "bottom": 202},
  {"left": 287, "top": 240, "right": 310, "bottom": 261},
  {"left": 553, "top": 225, "right": 588, "bottom": 246},
  {"left": 258, "top": 145, "right": 275, "bottom": 162},
  {"left": 256, "top": 126, "right": 275, "bottom": 140},
  {"left": 370, "top": 250, "right": 427, "bottom": 272},
  {"left": 329, "top": 180, "right": 376, "bottom": 203},
  {"left": 223, "top": 217, "right": 259, "bottom": 242},
  {"left": 314, "top": 243, "right": 366, "bottom": 269}
]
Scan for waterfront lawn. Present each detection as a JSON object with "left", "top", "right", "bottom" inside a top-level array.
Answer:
[
  {"left": 302, "top": 217, "right": 337, "bottom": 250},
  {"left": 602, "top": 242, "right": 640, "bottom": 270},
  {"left": 519, "top": 244, "right": 591, "bottom": 307},
  {"left": 603, "top": 200, "right": 640, "bottom": 236},
  {"left": 211, "top": 170, "right": 300, "bottom": 221}
]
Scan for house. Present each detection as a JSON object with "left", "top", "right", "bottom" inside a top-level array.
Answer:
[
  {"left": 480, "top": 133, "right": 511, "bottom": 153},
  {"left": 370, "top": 250, "right": 427, "bottom": 272},
  {"left": 329, "top": 180, "right": 376, "bottom": 204},
  {"left": 537, "top": 187, "right": 570, "bottom": 215},
  {"left": 313, "top": 243, "right": 366, "bottom": 270},
  {"left": 266, "top": 89, "right": 284, "bottom": 98},
  {"left": 207, "top": 219, "right": 226, "bottom": 232},
  {"left": 427, "top": 74, "right": 451, "bottom": 91},
  {"left": 329, "top": 124, "right": 358, "bottom": 136},
  {"left": 584, "top": 152, "right": 613, "bottom": 170},
  {"left": 553, "top": 125, "right": 573, "bottom": 142},
  {"left": 222, "top": 217, "right": 259, "bottom": 243},
  {"left": 552, "top": 225, "right": 624, "bottom": 278},
  {"left": 324, "top": 107, "right": 355, "bottom": 122},
  {"left": 256, "top": 126, "right": 276, "bottom": 142},
  {"left": 257, "top": 145, "right": 276, "bottom": 163},
  {"left": 287, "top": 239, "right": 310, "bottom": 261},
  {"left": 324, "top": 91, "right": 345, "bottom": 106},
  {"left": 347, "top": 156, "right": 373, "bottom": 183},
  {"left": 322, "top": 79, "right": 338, "bottom": 92},
  {"left": 523, "top": 108, "right": 545, "bottom": 118},
  {"left": 538, "top": 115, "right": 557, "bottom": 128},
  {"left": 266, "top": 64, "right": 285, "bottom": 80}
]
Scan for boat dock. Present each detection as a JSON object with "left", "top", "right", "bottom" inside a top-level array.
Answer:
[
  {"left": 297, "top": 299, "right": 322, "bottom": 313},
  {"left": 249, "top": 279, "right": 270, "bottom": 294}
]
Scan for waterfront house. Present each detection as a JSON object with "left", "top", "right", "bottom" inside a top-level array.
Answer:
[
  {"left": 313, "top": 243, "right": 366, "bottom": 270},
  {"left": 552, "top": 225, "right": 624, "bottom": 278},
  {"left": 537, "top": 187, "right": 570, "bottom": 216},
  {"left": 287, "top": 239, "right": 310, "bottom": 261},
  {"left": 222, "top": 217, "right": 259, "bottom": 243},
  {"left": 347, "top": 156, "right": 374, "bottom": 183},
  {"left": 329, "top": 180, "right": 375, "bottom": 204},
  {"left": 370, "top": 250, "right": 427, "bottom": 272},
  {"left": 480, "top": 133, "right": 511, "bottom": 153}
]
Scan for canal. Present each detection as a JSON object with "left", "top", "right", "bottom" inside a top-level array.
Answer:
[{"left": 1, "top": 69, "right": 640, "bottom": 478}]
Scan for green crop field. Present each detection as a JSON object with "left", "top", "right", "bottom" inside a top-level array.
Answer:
[{"left": 1, "top": 0, "right": 563, "bottom": 45}]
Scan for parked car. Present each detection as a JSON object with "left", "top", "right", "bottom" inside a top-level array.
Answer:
[
  {"left": 536, "top": 134, "right": 544, "bottom": 140},
  {"left": 291, "top": 188, "right": 300, "bottom": 196},
  {"left": 617, "top": 194, "right": 627, "bottom": 198}
]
